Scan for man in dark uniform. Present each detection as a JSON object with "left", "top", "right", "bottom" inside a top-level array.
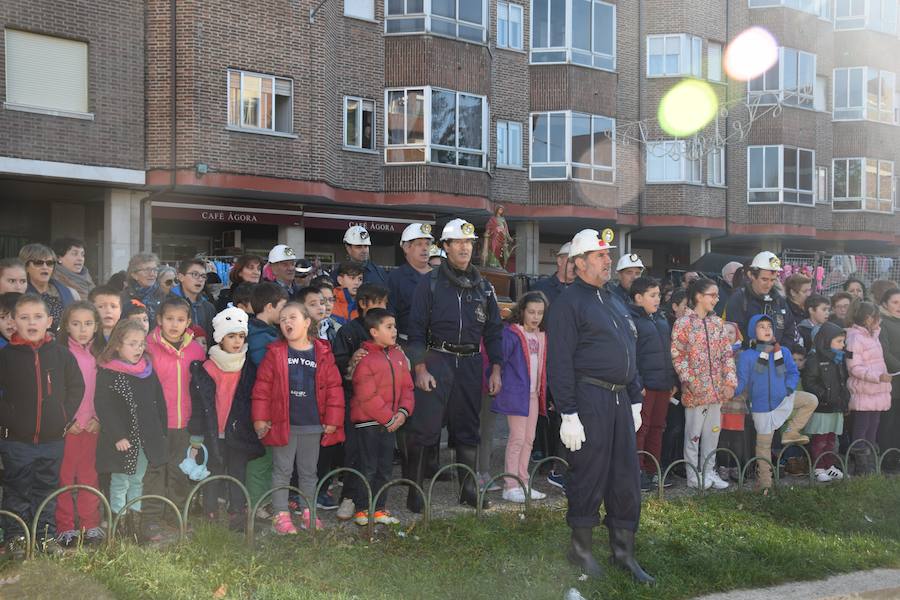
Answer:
[
  {"left": 343, "top": 225, "right": 389, "bottom": 286},
  {"left": 608, "top": 252, "right": 645, "bottom": 306},
  {"left": 405, "top": 218, "right": 503, "bottom": 512},
  {"left": 531, "top": 242, "right": 574, "bottom": 304},
  {"left": 547, "top": 228, "right": 654, "bottom": 584},
  {"left": 387, "top": 223, "right": 434, "bottom": 340}
]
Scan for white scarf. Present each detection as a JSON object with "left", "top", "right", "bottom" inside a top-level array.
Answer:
[{"left": 208, "top": 344, "right": 247, "bottom": 372}]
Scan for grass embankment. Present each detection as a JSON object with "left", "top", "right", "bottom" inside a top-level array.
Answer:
[{"left": 5, "top": 477, "right": 900, "bottom": 600}]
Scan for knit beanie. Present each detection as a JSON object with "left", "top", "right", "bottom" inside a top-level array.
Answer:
[{"left": 212, "top": 306, "right": 248, "bottom": 343}]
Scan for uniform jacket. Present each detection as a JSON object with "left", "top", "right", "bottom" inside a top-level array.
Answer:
[
  {"left": 350, "top": 341, "right": 415, "bottom": 427},
  {"left": 629, "top": 305, "right": 676, "bottom": 391},
  {"left": 845, "top": 324, "right": 892, "bottom": 411},
  {"left": 94, "top": 364, "right": 168, "bottom": 474},
  {"left": 607, "top": 281, "right": 630, "bottom": 307},
  {"left": 734, "top": 315, "right": 800, "bottom": 414},
  {"left": 491, "top": 324, "right": 547, "bottom": 417},
  {"left": 187, "top": 358, "right": 263, "bottom": 464},
  {"left": 801, "top": 321, "right": 851, "bottom": 414},
  {"left": 146, "top": 327, "right": 207, "bottom": 429},
  {"left": 547, "top": 277, "right": 643, "bottom": 414},
  {"left": 251, "top": 339, "right": 345, "bottom": 447},
  {"left": 387, "top": 262, "right": 428, "bottom": 337},
  {"left": 671, "top": 308, "right": 738, "bottom": 408},
  {"left": 0, "top": 335, "right": 84, "bottom": 443},
  {"left": 724, "top": 285, "right": 802, "bottom": 353},
  {"left": 407, "top": 261, "right": 503, "bottom": 366},
  {"left": 362, "top": 260, "right": 389, "bottom": 287},
  {"left": 171, "top": 285, "right": 217, "bottom": 342},
  {"left": 530, "top": 274, "right": 567, "bottom": 305}
]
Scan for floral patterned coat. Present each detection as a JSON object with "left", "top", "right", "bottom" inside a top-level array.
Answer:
[{"left": 671, "top": 308, "right": 738, "bottom": 408}]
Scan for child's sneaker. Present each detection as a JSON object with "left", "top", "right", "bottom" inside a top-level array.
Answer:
[
  {"left": 477, "top": 472, "right": 501, "bottom": 492},
  {"left": 824, "top": 466, "right": 844, "bottom": 480},
  {"left": 299, "top": 508, "right": 323, "bottom": 531},
  {"left": 336, "top": 498, "right": 355, "bottom": 521},
  {"left": 353, "top": 511, "right": 369, "bottom": 526},
  {"left": 255, "top": 504, "right": 273, "bottom": 521},
  {"left": 272, "top": 511, "right": 298, "bottom": 535},
  {"left": 56, "top": 529, "right": 80, "bottom": 548},
  {"left": 708, "top": 472, "right": 730, "bottom": 490},
  {"left": 373, "top": 510, "right": 400, "bottom": 525},
  {"left": 546, "top": 470, "right": 567, "bottom": 491},
  {"left": 85, "top": 527, "right": 105, "bottom": 545},
  {"left": 316, "top": 490, "right": 338, "bottom": 511},
  {"left": 815, "top": 468, "right": 833, "bottom": 482},
  {"left": 502, "top": 487, "right": 527, "bottom": 503},
  {"left": 528, "top": 487, "right": 547, "bottom": 500}
]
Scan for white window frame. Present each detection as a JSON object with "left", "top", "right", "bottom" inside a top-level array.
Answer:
[
  {"left": 833, "top": 66, "right": 897, "bottom": 123},
  {"left": 498, "top": 1, "right": 524, "bottom": 50},
  {"left": 835, "top": 0, "right": 898, "bottom": 32},
  {"left": 344, "top": 0, "right": 375, "bottom": 20},
  {"left": 530, "top": 0, "right": 616, "bottom": 71},
  {"left": 343, "top": 96, "right": 377, "bottom": 152},
  {"left": 708, "top": 145, "right": 725, "bottom": 186},
  {"left": 832, "top": 157, "right": 895, "bottom": 213},
  {"left": 226, "top": 69, "right": 294, "bottom": 136},
  {"left": 385, "top": 0, "right": 488, "bottom": 43},
  {"left": 645, "top": 141, "right": 701, "bottom": 184},
  {"left": 383, "top": 86, "right": 489, "bottom": 170},
  {"left": 816, "top": 165, "right": 830, "bottom": 203},
  {"left": 496, "top": 120, "right": 523, "bottom": 168},
  {"left": 708, "top": 42, "right": 723, "bottom": 83},
  {"left": 747, "top": 48, "right": 816, "bottom": 108},
  {"left": 529, "top": 110, "right": 615, "bottom": 183},
  {"left": 747, "top": 145, "right": 816, "bottom": 206},
  {"left": 749, "top": 0, "right": 832, "bottom": 18},
  {"left": 647, "top": 34, "right": 702, "bottom": 78}
]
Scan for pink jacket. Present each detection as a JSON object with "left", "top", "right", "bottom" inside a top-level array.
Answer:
[
  {"left": 671, "top": 308, "right": 737, "bottom": 408},
  {"left": 846, "top": 324, "right": 892, "bottom": 411},
  {"left": 147, "top": 327, "right": 207, "bottom": 429},
  {"left": 68, "top": 337, "right": 98, "bottom": 428}
]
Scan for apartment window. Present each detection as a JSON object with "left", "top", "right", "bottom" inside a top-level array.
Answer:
[
  {"left": 530, "top": 111, "right": 615, "bottom": 181},
  {"left": 345, "top": 0, "right": 375, "bottom": 19},
  {"left": 749, "top": 0, "right": 833, "bottom": 18},
  {"left": 497, "top": 120, "right": 523, "bottom": 167},
  {"left": 344, "top": 97, "right": 376, "bottom": 151},
  {"left": 646, "top": 141, "right": 701, "bottom": 183},
  {"left": 834, "top": 67, "right": 896, "bottom": 122},
  {"left": 385, "top": 0, "right": 487, "bottom": 42},
  {"left": 227, "top": 70, "right": 293, "bottom": 134},
  {"left": 4, "top": 29, "right": 90, "bottom": 117},
  {"left": 748, "top": 145, "right": 815, "bottom": 205},
  {"left": 748, "top": 48, "right": 815, "bottom": 108},
  {"left": 385, "top": 87, "right": 487, "bottom": 168},
  {"left": 647, "top": 35, "right": 702, "bottom": 78},
  {"left": 816, "top": 166, "right": 830, "bottom": 203},
  {"left": 708, "top": 146, "right": 725, "bottom": 186},
  {"left": 708, "top": 42, "right": 723, "bottom": 82},
  {"left": 833, "top": 158, "right": 894, "bottom": 212},
  {"left": 498, "top": 2, "right": 524, "bottom": 49},
  {"left": 532, "top": 0, "right": 615, "bottom": 70},
  {"left": 835, "top": 0, "right": 898, "bottom": 31}
]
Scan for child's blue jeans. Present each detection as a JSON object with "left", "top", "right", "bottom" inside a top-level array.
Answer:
[{"left": 110, "top": 449, "right": 149, "bottom": 514}]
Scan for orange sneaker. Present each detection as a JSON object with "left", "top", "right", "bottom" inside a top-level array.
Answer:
[
  {"left": 373, "top": 510, "right": 399, "bottom": 525},
  {"left": 353, "top": 511, "right": 369, "bottom": 526}
]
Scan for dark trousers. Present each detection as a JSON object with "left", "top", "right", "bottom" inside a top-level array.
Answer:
[
  {"left": 811, "top": 432, "right": 837, "bottom": 470},
  {"left": 852, "top": 411, "right": 881, "bottom": 446},
  {"left": 0, "top": 439, "right": 64, "bottom": 540},
  {"left": 318, "top": 400, "right": 363, "bottom": 506},
  {"left": 636, "top": 389, "right": 670, "bottom": 474},
  {"left": 660, "top": 401, "right": 685, "bottom": 471},
  {"left": 357, "top": 426, "right": 396, "bottom": 511},
  {"left": 143, "top": 428, "right": 192, "bottom": 524},
  {"left": 406, "top": 351, "right": 482, "bottom": 448},
  {"left": 202, "top": 443, "right": 253, "bottom": 515},
  {"left": 535, "top": 392, "right": 566, "bottom": 473},
  {"left": 566, "top": 383, "right": 641, "bottom": 532}
]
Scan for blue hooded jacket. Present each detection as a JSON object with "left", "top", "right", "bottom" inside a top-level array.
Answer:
[{"left": 734, "top": 314, "right": 800, "bottom": 413}]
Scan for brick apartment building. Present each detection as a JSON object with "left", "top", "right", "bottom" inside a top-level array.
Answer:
[{"left": 1, "top": 0, "right": 898, "bottom": 280}]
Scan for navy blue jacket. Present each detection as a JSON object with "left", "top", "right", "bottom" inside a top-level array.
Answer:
[
  {"left": 724, "top": 285, "right": 802, "bottom": 353},
  {"left": 607, "top": 281, "right": 631, "bottom": 307},
  {"left": 407, "top": 262, "right": 503, "bottom": 367},
  {"left": 629, "top": 304, "right": 676, "bottom": 391},
  {"left": 387, "top": 262, "right": 428, "bottom": 338},
  {"left": 530, "top": 274, "right": 567, "bottom": 305},
  {"left": 363, "top": 260, "right": 389, "bottom": 287},
  {"left": 547, "top": 277, "right": 643, "bottom": 414}
]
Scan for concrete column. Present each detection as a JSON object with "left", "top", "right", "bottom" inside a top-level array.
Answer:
[
  {"left": 689, "top": 234, "right": 711, "bottom": 263},
  {"left": 103, "top": 189, "right": 150, "bottom": 280},
  {"left": 278, "top": 225, "right": 305, "bottom": 256},
  {"left": 515, "top": 221, "right": 539, "bottom": 275}
]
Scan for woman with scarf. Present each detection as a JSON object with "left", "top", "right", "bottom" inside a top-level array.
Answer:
[
  {"left": 52, "top": 238, "right": 95, "bottom": 298},
  {"left": 19, "top": 243, "right": 81, "bottom": 333},
  {"left": 121, "top": 253, "right": 167, "bottom": 325}
]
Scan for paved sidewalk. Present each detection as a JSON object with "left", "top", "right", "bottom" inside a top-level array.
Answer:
[{"left": 692, "top": 569, "right": 900, "bottom": 600}]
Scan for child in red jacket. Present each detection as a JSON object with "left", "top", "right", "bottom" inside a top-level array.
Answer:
[
  {"left": 350, "top": 309, "right": 414, "bottom": 526},
  {"left": 252, "top": 302, "right": 344, "bottom": 534}
]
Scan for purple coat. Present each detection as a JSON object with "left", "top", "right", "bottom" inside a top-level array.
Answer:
[{"left": 489, "top": 324, "right": 547, "bottom": 417}]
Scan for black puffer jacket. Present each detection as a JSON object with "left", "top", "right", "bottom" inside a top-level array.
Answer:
[
  {"left": 801, "top": 322, "right": 851, "bottom": 414},
  {"left": 629, "top": 304, "right": 676, "bottom": 391},
  {"left": 187, "top": 359, "right": 263, "bottom": 464}
]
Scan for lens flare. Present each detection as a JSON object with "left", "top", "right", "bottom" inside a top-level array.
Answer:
[
  {"left": 724, "top": 27, "right": 778, "bottom": 82},
  {"left": 657, "top": 79, "right": 719, "bottom": 138}
]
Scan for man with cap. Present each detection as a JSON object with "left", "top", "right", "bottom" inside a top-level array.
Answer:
[
  {"left": 608, "top": 253, "right": 645, "bottom": 306},
  {"left": 388, "top": 223, "right": 434, "bottom": 340},
  {"left": 267, "top": 244, "right": 301, "bottom": 297},
  {"left": 531, "top": 242, "right": 575, "bottom": 305},
  {"left": 547, "top": 228, "right": 653, "bottom": 584},
  {"left": 724, "top": 251, "right": 801, "bottom": 352},
  {"left": 293, "top": 259, "right": 313, "bottom": 289},
  {"left": 343, "top": 225, "right": 389, "bottom": 286},
  {"left": 405, "top": 218, "right": 504, "bottom": 512},
  {"left": 716, "top": 260, "right": 743, "bottom": 315},
  {"left": 427, "top": 244, "right": 445, "bottom": 269}
]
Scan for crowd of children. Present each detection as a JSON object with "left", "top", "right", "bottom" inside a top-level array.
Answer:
[{"left": 0, "top": 237, "right": 898, "bottom": 556}]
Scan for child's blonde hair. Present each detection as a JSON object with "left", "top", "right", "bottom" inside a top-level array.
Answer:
[
  {"left": 98, "top": 320, "right": 148, "bottom": 364},
  {"left": 279, "top": 301, "right": 317, "bottom": 340}
]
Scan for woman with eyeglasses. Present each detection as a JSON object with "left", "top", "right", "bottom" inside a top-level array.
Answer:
[
  {"left": 156, "top": 266, "right": 178, "bottom": 296},
  {"left": 216, "top": 255, "right": 263, "bottom": 312},
  {"left": 122, "top": 253, "right": 167, "bottom": 325},
  {"left": 19, "top": 243, "right": 81, "bottom": 333}
]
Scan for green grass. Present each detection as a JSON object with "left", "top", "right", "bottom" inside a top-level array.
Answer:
[{"left": 8, "top": 477, "right": 900, "bottom": 600}]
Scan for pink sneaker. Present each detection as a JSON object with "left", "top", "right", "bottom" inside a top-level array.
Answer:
[
  {"left": 272, "top": 511, "right": 298, "bottom": 535},
  {"left": 300, "top": 508, "right": 323, "bottom": 531}
]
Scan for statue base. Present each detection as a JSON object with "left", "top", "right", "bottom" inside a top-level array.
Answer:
[{"left": 477, "top": 266, "right": 514, "bottom": 303}]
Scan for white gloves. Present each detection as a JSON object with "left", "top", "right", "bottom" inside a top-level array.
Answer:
[
  {"left": 632, "top": 403, "right": 643, "bottom": 432},
  {"left": 560, "top": 413, "right": 586, "bottom": 452}
]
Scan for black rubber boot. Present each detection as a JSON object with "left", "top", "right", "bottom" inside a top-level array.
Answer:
[
  {"left": 405, "top": 444, "right": 426, "bottom": 514},
  {"left": 609, "top": 528, "right": 655, "bottom": 585},
  {"left": 566, "top": 527, "right": 603, "bottom": 577},
  {"left": 850, "top": 448, "right": 872, "bottom": 476},
  {"left": 456, "top": 445, "right": 489, "bottom": 509},
  {"left": 426, "top": 444, "right": 452, "bottom": 482}
]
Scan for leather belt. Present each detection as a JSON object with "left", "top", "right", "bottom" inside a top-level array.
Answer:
[
  {"left": 580, "top": 376, "right": 627, "bottom": 393},
  {"left": 429, "top": 340, "right": 480, "bottom": 357}
]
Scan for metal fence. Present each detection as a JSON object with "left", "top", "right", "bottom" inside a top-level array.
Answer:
[{"left": 6, "top": 443, "right": 898, "bottom": 559}]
